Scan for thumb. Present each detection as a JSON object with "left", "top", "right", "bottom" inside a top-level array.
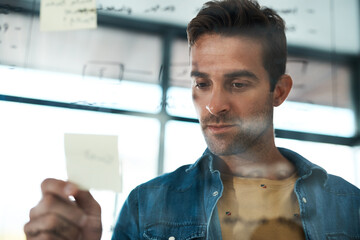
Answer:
[
  {"left": 73, "top": 190, "right": 101, "bottom": 217},
  {"left": 64, "top": 182, "right": 101, "bottom": 216},
  {"left": 72, "top": 189, "right": 102, "bottom": 240}
]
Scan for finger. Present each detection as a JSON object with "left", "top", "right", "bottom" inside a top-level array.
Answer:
[
  {"left": 73, "top": 191, "right": 103, "bottom": 239},
  {"left": 25, "top": 232, "right": 65, "bottom": 240},
  {"left": 40, "top": 178, "right": 100, "bottom": 216},
  {"left": 24, "top": 213, "right": 80, "bottom": 240},
  {"left": 41, "top": 178, "right": 80, "bottom": 202},
  {"left": 30, "top": 193, "right": 87, "bottom": 228}
]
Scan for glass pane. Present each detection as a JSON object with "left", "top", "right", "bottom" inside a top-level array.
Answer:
[
  {"left": 0, "top": 101, "right": 160, "bottom": 240},
  {"left": 164, "top": 120, "right": 207, "bottom": 173},
  {"left": 0, "top": 11, "right": 163, "bottom": 113},
  {"left": 259, "top": 0, "right": 360, "bottom": 54},
  {"left": 0, "top": 12, "right": 162, "bottom": 83},
  {"left": 275, "top": 138, "right": 358, "bottom": 188},
  {"left": 51, "top": 0, "right": 358, "bottom": 54},
  {"left": 286, "top": 57, "right": 352, "bottom": 108},
  {"left": 274, "top": 101, "right": 355, "bottom": 137},
  {"left": 111, "top": 0, "right": 358, "bottom": 53},
  {"left": 275, "top": 56, "right": 355, "bottom": 137},
  {"left": 166, "top": 39, "right": 194, "bottom": 117},
  {"left": 0, "top": 66, "right": 162, "bottom": 113},
  {"left": 169, "top": 38, "right": 191, "bottom": 88},
  {"left": 166, "top": 86, "right": 197, "bottom": 118}
]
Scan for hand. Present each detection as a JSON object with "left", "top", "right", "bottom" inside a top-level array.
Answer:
[{"left": 24, "top": 178, "right": 102, "bottom": 240}]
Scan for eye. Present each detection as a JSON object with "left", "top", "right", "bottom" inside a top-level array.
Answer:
[
  {"left": 194, "top": 81, "right": 210, "bottom": 89},
  {"left": 232, "top": 82, "right": 247, "bottom": 88}
]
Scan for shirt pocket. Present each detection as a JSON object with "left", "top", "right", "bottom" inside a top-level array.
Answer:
[
  {"left": 143, "top": 222, "right": 207, "bottom": 240},
  {"left": 326, "top": 232, "right": 360, "bottom": 240}
]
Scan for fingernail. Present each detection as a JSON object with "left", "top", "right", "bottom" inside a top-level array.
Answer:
[{"left": 64, "top": 183, "right": 76, "bottom": 196}]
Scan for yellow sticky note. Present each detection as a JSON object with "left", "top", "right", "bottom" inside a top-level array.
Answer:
[
  {"left": 40, "top": 0, "right": 97, "bottom": 31},
  {"left": 64, "top": 133, "right": 122, "bottom": 192}
]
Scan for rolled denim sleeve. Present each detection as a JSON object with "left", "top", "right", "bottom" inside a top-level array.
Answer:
[{"left": 111, "top": 187, "right": 140, "bottom": 240}]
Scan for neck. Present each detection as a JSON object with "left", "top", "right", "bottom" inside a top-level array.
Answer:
[{"left": 213, "top": 142, "right": 296, "bottom": 180}]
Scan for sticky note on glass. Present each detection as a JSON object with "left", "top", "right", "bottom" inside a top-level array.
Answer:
[
  {"left": 64, "top": 133, "right": 122, "bottom": 192},
  {"left": 40, "top": 0, "right": 97, "bottom": 31}
]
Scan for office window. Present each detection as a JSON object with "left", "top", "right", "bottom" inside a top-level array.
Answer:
[
  {"left": 1, "top": 0, "right": 359, "bottom": 239},
  {"left": 0, "top": 101, "right": 160, "bottom": 240},
  {"left": 164, "top": 120, "right": 207, "bottom": 173},
  {"left": 275, "top": 138, "right": 359, "bottom": 187},
  {"left": 0, "top": 12, "right": 163, "bottom": 113},
  {"left": 166, "top": 39, "right": 194, "bottom": 118},
  {"left": 276, "top": 57, "right": 355, "bottom": 137},
  {"left": 1, "top": 65, "right": 163, "bottom": 113}
]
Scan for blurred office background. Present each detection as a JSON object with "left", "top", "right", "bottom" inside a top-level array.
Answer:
[{"left": 0, "top": 0, "right": 359, "bottom": 239}]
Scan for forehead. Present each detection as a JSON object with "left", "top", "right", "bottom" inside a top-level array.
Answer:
[{"left": 190, "top": 34, "right": 265, "bottom": 73}]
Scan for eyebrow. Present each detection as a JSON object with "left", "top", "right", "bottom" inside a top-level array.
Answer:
[
  {"left": 190, "top": 70, "right": 259, "bottom": 81},
  {"left": 190, "top": 71, "right": 209, "bottom": 78},
  {"left": 224, "top": 70, "right": 259, "bottom": 81}
]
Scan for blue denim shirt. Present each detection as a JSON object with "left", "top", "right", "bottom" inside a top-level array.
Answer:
[{"left": 112, "top": 148, "right": 360, "bottom": 240}]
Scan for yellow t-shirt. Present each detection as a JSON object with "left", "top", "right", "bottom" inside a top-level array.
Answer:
[{"left": 217, "top": 173, "right": 305, "bottom": 240}]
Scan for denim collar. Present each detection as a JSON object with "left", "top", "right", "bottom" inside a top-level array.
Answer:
[
  {"left": 185, "top": 148, "right": 214, "bottom": 173},
  {"left": 186, "top": 147, "right": 328, "bottom": 182},
  {"left": 278, "top": 147, "right": 328, "bottom": 183}
]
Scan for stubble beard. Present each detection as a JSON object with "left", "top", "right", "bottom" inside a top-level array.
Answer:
[{"left": 201, "top": 103, "right": 274, "bottom": 157}]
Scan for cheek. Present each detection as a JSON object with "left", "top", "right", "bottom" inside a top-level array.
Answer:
[
  {"left": 192, "top": 91, "right": 205, "bottom": 115},
  {"left": 192, "top": 93, "right": 200, "bottom": 112},
  {"left": 231, "top": 95, "right": 267, "bottom": 117},
  {"left": 191, "top": 89, "right": 198, "bottom": 101}
]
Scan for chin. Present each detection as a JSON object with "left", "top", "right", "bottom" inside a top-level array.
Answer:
[{"left": 207, "top": 141, "right": 248, "bottom": 156}]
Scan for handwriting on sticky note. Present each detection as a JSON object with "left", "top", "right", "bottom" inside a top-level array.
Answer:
[
  {"left": 40, "top": 0, "right": 97, "bottom": 31},
  {"left": 64, "top": 133, "right": 122, "bottom": 192}
]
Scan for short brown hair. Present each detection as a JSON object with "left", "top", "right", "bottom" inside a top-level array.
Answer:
[{"left": 187, "top": 0, "right": 286, "bottom": 91}]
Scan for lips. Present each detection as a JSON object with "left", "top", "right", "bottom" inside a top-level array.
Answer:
[{"left": 206, "top": 124, "right": 236, "bottom": 134}]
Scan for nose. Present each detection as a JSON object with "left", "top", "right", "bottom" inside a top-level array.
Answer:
[{"left": 206, "top": 88, "right": 230, "bottom": 116}]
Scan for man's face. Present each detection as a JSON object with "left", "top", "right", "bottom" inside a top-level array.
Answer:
[{"left": 191, "top": 34, "right": 275, "bottom": 156}]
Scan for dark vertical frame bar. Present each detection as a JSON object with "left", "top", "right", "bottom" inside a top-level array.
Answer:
[
  {"left": 157, "top": 31, "right": 174, "bottom": 175},
  {"left": 350, "top": 57, "right": 360, "bottom": 145},
  {"left": 349, "top": 1, "right": 360, "bottom": 146}
]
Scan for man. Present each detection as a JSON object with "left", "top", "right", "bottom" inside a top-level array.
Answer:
[{"left": 24, "top": 0, "right": 360, "bottom": 239}]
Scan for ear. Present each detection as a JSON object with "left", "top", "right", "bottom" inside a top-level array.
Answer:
[{"left": 273, "top": 74, "right": 293, "bottom": 107}]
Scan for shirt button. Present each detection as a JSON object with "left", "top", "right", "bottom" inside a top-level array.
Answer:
[
  {"left": 169, "top": 237, "right": 175, "bottom": 240},
  {"left": 302, "top": 197, "right": 307, "bottom": 203},
  {"left": 213, "top": 191, "right": 219, "bottom": 196}
]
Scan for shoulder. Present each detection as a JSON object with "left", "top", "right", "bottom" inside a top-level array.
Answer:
[
  {"left": 137, "top": 164, "right": 198, "bottom": 192},
  {"left": 126, "top": 151, "right": 211, "bottom": 202},
  {"left": 324, "top": 174, "right": 360, "bottom": 196},
  {"left": 136, "top": 151, "right": 211, "bottom": 191},
  {"left": 123, "top": 163, "right": 206, "bottom": 215},
  {"left": 279, "top": 147, "right": 360, "bottom": 196}
]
